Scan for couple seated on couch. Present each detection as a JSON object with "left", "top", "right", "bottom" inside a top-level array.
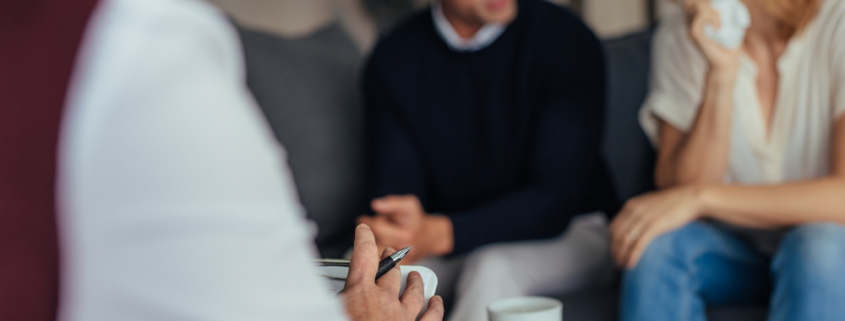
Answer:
[
  {"left": 362, "top": 0, "right": 845, "bottom": 321},
  {"left": 10, "top": 0, "right": 843, "bottom": 319}
]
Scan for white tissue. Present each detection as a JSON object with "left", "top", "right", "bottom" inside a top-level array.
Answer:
[{"left": 702, "top": 0, "right": 751, "bottom": 49}]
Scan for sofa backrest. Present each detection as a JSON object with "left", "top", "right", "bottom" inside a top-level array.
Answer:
[
  {"left": 601, "top": 28, "right": 657, "bottom": 204},
  {"left": 237, "top": 24, "right": 366, "bottom": 258}
]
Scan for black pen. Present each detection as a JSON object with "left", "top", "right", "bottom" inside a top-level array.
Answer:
[
  {"left": 337, "top": 246, "right": 411, "bottom": 295},
  {"left": 375, "top": 246, "right": 412, "bottom": 281}
]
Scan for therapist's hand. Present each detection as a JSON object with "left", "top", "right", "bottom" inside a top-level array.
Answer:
[
  {"left": 343, "top": 224, "right": 445, "bottom": 321},
  {"left": 357, "top": 195, "right": 454, "bottom": 264}
]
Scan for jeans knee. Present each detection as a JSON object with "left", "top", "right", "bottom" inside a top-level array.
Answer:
[
  {"left": 626, "top": 222, "right": 709, "bottom": 281},
  {"left": 773, "top": 223, "right": 845, "bottom": 287}
]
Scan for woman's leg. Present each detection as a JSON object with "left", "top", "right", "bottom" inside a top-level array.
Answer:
[
  {"left": 621, "top": 221, "right": 770, "bottom": 321},
  {"left": 769, "top": 223, "right": 845, "bottom": 321}
]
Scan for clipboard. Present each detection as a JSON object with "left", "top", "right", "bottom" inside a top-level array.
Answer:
[{"left": 316, "top": 259, "right": 438, "bottom": 320}]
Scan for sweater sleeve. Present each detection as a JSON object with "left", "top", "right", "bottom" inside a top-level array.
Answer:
[
  {"left": 364, "top": 54, "right": 429, "bottom": 204},
  {"left": 448, "top": 26, "right": 608, "bottom": 254}
]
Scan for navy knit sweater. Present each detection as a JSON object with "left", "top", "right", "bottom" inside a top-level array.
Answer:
[{"left": 364, "top": 0, "right": 609, "bottom": 255}]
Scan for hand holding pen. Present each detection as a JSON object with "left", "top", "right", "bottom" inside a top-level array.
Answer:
[
  {"left": 336, "top": 246, "right": 411, "bottom": 294},
  {"left": 341, "top": 224, "right": 444, "bottom": 321},
  {"left": 375, "top": 246, "right": 412, "bottom": 281}
]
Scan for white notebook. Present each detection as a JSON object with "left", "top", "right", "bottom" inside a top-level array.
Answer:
[{"left": 316, "top": 260, "right": 438, "bottom": 320}]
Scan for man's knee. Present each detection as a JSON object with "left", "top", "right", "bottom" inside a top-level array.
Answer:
[
  {"left": 461, "top": 245, "right": 515, "bottom": 281},
  {"left": 773, "top": 223, "right": 845, "bottom": 289}
]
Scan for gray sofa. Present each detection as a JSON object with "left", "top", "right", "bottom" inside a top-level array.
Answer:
[
  {"left": 237, "top": 22, "right": 767, "bottom": 321},
  {"left": 238, "top": 24, "right": 366, "bottom": 259}
]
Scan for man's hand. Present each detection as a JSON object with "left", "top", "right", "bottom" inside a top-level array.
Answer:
[
  {"left": 357, "top": 195, "right": 454, "bottom": 264},
  {"left": 343, "top": 224, "right": 445, "bottom": 321}
]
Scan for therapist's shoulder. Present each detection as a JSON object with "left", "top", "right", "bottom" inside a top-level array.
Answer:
[
  {"left": 108, "top": 0, "right": 232, "bottom": 34},
  {"left": 103, "top": 0, "right": 242, "bottom": 68}
]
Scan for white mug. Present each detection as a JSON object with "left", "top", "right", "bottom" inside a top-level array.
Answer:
[{"left": 487, "top": 296, "right": 563, "bottom": 321}]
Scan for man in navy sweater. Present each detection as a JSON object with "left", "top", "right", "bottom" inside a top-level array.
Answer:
[{"left": 359, "top": 0, "right": 613, "bottom": 319}]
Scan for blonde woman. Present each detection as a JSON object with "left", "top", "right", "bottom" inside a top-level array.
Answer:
[{"left": 609, "top": 0, "right": 845, "bottom": 319}]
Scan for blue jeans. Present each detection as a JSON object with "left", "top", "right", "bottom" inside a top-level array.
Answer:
[{"left": 621, "top": 222, "right": 845, "bottom": 321}]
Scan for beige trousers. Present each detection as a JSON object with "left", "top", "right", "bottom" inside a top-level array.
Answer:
[{"left": 417, "top": 212, "right": 613, "bottom": 321}]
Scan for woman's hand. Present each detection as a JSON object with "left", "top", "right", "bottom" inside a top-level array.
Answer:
[
  {"left": 685, "top": 0, "right": 743, "bottom": 73},
  {"left": 610, "top": 185, "right": 707, "bottom": 269}
]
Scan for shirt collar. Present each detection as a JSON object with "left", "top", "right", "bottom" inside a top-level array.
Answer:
[{"left": 431, "top": 2, "right": 507, "bottom": 52}]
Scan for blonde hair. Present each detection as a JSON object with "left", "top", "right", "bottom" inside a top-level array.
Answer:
[{"left": 758, "top": 0, "right": 821, "bottom": 38}]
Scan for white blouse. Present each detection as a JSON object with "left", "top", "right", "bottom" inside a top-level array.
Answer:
[{"left": 640, "top": 0, "right": 845, "bottom": 185}]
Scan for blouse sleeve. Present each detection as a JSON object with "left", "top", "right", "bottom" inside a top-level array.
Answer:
[
  {"left": 833, "top": 2, "right": 845, "bottom": 119},
  {"left": 639, "top": 11, "right": 709, "bottom": 147}
]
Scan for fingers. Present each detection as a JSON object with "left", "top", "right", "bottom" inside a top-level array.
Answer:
[
  {"left": 613, "top": 210, "right": 667, "bottom": 269},
  {"left": 701, "top": 4, "right": 720, "bottom": 29},
  {"left": 372, "top": 195, "right": 417, "bottom": 214},
  {"left": 380, "top": 247, "right": 393, "bottom": 260},
  {"left": 366, "top": 217, "right": 414, "bottom": 250},
  {"left": 356, "top": 215, "right": 374, "bottom": 226},
  {"left": 626, "top": 227, "right": 659, "bottom": 269},
  {"left": 376, "top": 247, "right": 403, "bottom": 296},
  {"left": 347, "top": 224, "right": 379, "bottom": 285},
  {"left": 609, "top": 202, "right": 638, "bottom": 266},
  {"left": 610, "top": 198, "right": 652, "bottom": 268},
  {"left": 400, "top": 271, "right": 426, "bottom": 319},
  {"left": 690, "top": 2, "right": 721, "bottom": 40},
  {"left": 419, "top": 295, "right": 445, "bottom": 321},
  {"left": 357, "top": 216, "right": 387, "bottom": 254},
  {"left": 372, "top": 195, "right": 422, "bottom": 228},
  {"left": 617, "top": 219, "right": 655, "bottom": 269},
  {"left": 612, "top": 216, "right": 647, "bottom": 267}
]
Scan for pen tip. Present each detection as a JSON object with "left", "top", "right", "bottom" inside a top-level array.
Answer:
[{"left": 390, "top": 246, "right": 412, "bottom": 261}]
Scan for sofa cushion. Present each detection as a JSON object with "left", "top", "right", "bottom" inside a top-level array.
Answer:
[
  {"left": 555, "top": 287, "right": 767, "bottom": 321},
  {"left": 237, "top": 24, "right": 366, "bottom": 258}
]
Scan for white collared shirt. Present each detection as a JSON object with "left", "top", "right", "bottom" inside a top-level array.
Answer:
[
  {"left": 59, "top": 0, "right": 349, "bottom": 320},
  {"left": 640, "top": 0, "right": 845, "bottom": 184},
  {"left": 432, "top": 2, "right": 507, "bottom": 52}
]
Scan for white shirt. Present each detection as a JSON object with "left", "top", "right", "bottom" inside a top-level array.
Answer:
[
  {"left": 640, "top": 0, "right": 845, "bottom": 184},
  {"left": 432, "top": 2, "right": 507, "bottom": 52},
  {"left": 58, "top": 0, "right": 349, "bottom": 320}
]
